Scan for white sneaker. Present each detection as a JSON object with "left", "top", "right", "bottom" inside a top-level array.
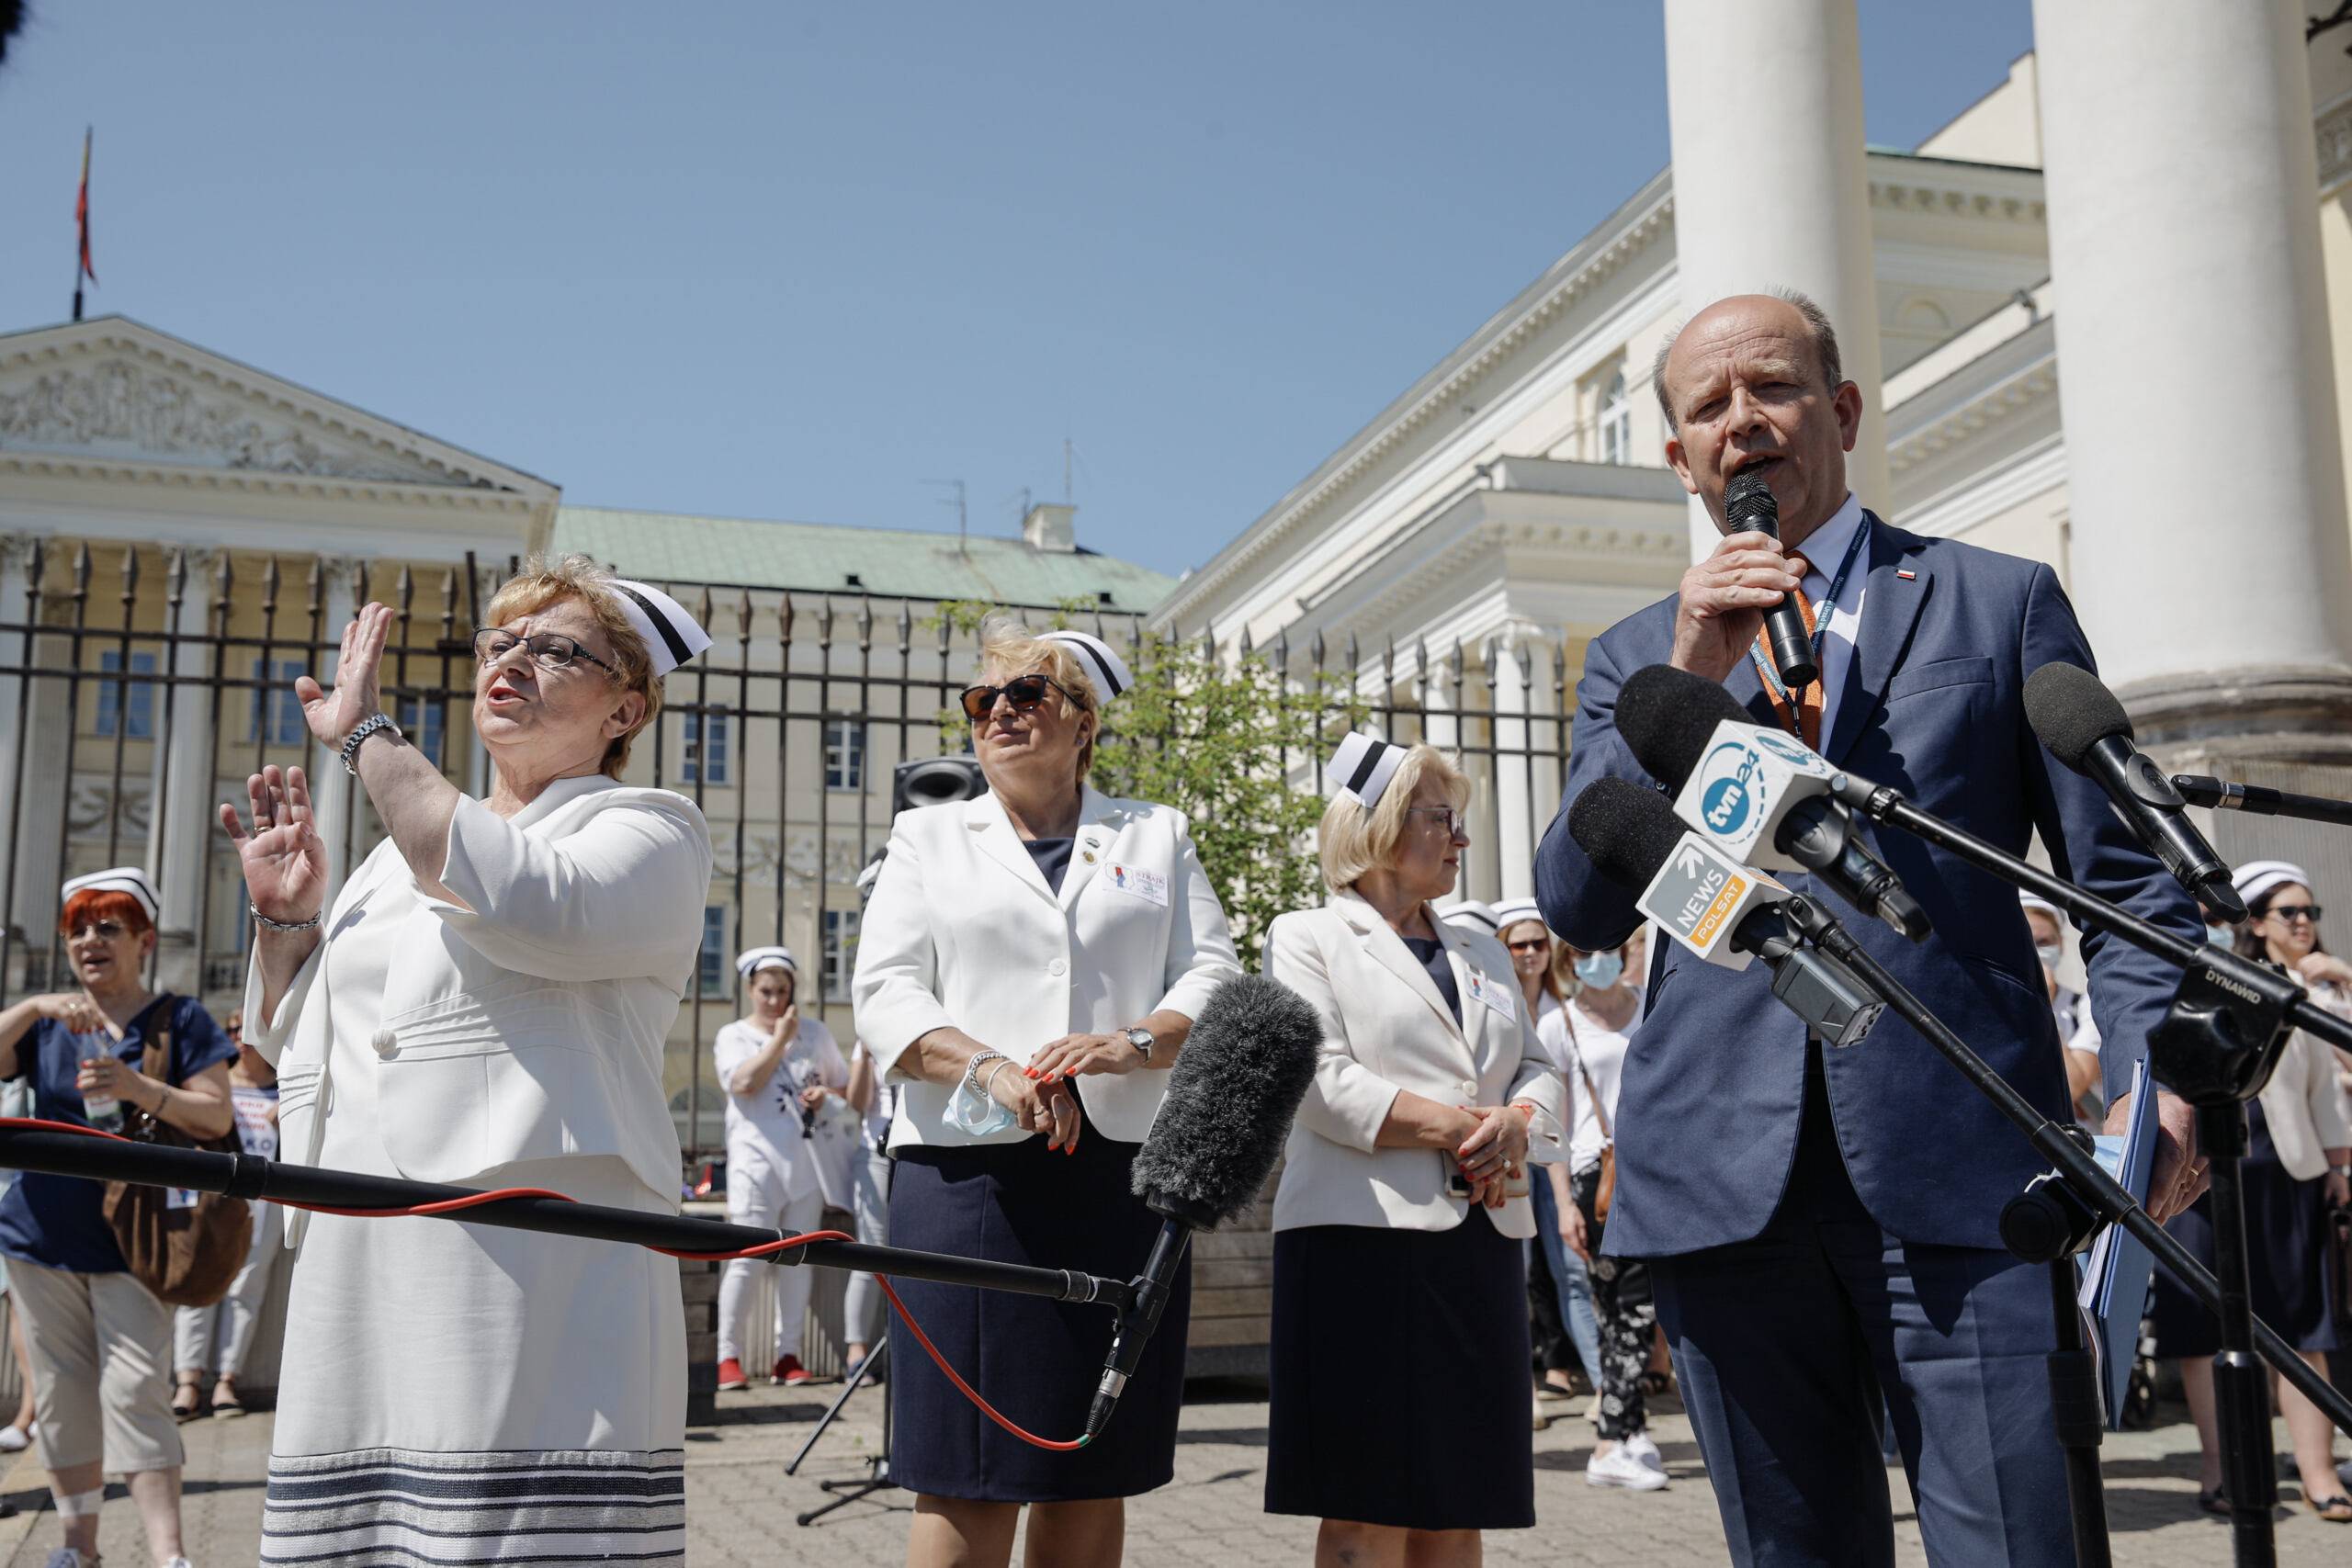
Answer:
[
  {"left": 161, "top": 1558, "right": 192, "bottom": 1568},
  {"left": 41, "top": 1549, "right": 90, "bottom": 1568},
  {"left": 0, "top": 1424, "right": 28, "bottom": 1452},
  {"left": 1587, "top": 1442, "right": 1670, "bottom": 1491},
  {"left": 1531, "top": 1389, "right": 1550, "bottom": 1432},
  {"left": 1624, "top": 1430, "right": 1667, "bottom": 1475}
]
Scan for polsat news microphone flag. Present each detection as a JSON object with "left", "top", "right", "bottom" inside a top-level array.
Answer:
[{"left": 73, "top": 125, "right": 96, "bottom": 322}]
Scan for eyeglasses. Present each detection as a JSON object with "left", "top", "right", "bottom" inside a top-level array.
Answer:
[
  {"left": 959, "top": 673, "right": 1081, "bottom": 722},
  {"left": 472, "top": 628, "right": 619, "bottom": 676},
  {"left": 67, "top": 919, "right": 129, "bottom": 941},
  {"left": 1406, "top": 806, "right": 1466, "bottom": 836},
  {"left": 2265, "top": 904, "right": 2324, "bottom": 924},
  {"left": 1506, "top": 938, "right": 1550, "bottom": 953}
]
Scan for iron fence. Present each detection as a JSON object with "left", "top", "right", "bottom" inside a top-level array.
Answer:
[{"left": 0, "top": 537, "right": 1577, "bottom": 1168}]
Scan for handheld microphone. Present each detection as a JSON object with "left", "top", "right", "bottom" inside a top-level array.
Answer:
[
  {"left": 2023, "top": 663, "right": 2246, "bottom": 923},
  {"left": 1615, "top": 664, "right": 1929, "bottom": 941},
  {"left": 1087, "top": 974, "right": 1320, "bottom": 1441},
  {"left": 1724, "top": 469, "right": 1818, "bottom": 693},
  {"left": 1567, "top": 779, "right": 1883, "bottom": 1045}
]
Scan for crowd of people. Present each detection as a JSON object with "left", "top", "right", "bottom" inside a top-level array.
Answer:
[{"left": 0, "top": 288, "right": 2346, "bottom": 1568}]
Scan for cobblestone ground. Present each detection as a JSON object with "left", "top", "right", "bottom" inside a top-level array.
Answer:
[{"left": 0, "top": 1379, "right": 2343, "bottom": 1565}]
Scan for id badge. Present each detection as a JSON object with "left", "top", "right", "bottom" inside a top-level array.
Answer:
[{"left": 165, "top": 1188, "right": 200, "bottom": 1212}]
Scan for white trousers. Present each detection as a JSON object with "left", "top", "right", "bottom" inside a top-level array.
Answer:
[
  {"left": 842, "top": 1147, "right": 892, "bottom": 1346},
  {"left": 8, "top": 1258, "right": 180, "bottom": 1473},
  {"left": 173, "top": 1201, "right": 286, "bottom": 1379},
  {"left": 718, "top": 1165, "right": 823, "bottom": 1366}
]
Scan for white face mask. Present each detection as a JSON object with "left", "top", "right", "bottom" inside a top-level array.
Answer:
[
  {"left": 1574, "top": 951, "right": 1625, "bottom": 990},
  {"left": 2035, "top": 942, "right": 2063, "bottom": 971}
]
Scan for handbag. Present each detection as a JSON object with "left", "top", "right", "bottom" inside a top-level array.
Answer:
[{"left": 100, "top": 998, "right": 252, "bottom": 1307}]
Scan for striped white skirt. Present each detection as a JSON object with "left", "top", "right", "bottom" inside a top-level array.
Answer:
[{"left": 260, "top": 1447, "right": 685, "bottom": 1566}]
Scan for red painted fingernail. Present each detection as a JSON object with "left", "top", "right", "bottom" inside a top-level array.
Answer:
[{"left": 1024, "top": 1068, "right": 1036, "bottom": 1078}]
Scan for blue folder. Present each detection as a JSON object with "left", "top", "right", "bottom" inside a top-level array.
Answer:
[{"left": 2075, "top": 1056, "right": 2160, "bottom": 1430}]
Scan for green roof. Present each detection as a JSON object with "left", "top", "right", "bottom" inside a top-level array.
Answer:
[{"left": 549, "top": 506, "right": 1180, "bottom": 614}]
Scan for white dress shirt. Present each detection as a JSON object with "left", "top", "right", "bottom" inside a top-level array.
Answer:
[{"left": 1783, "top": 490, "right": 1868, "bottom": 741}]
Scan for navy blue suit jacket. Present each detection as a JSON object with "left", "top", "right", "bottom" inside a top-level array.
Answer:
[{"left": 1534, "top": 514, "right": 2202, "bottom": 1257}]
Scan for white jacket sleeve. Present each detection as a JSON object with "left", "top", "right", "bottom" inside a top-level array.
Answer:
[
  {"left": 239, "top": 942, "right": 322, "bottom": 1068},
  {"left": 2306, "top": 1029, "right": 2352, "bottom": 1150},
  {"left": 849, "top": 817, "right": 957, "bottom": 1077},
  {"left": 1155, "top": 816, "right": 1243, "bottom": 1021},
  {"left": 1505, "top": 1010, "right": 1569, "bottom": 1162},
  {"left": 425, "top": 793, "right": 712, "bottom": 984},
  {"left": 1265, "top": 914, "right": 1399, "bottom": 1154}
]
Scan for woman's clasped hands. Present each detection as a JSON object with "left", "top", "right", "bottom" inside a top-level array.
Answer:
[{"left": 1453, "top": 1102, "right": 1533, "bottom": 1210}]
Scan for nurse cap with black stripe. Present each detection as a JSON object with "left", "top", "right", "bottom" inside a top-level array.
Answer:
[
  {"left": 61, "top": 866, "right": 160, "bottom": 923},
  {"left": 1041, "top": 630, "right": 1133, "bottom": 705},
  {"left": 1326, "top": 731, "right": 1407, "bottom": 809},
  {"left": 734, "top": 945, "right": 796, "bottom": 981},
  {"left": 605, "top": 580, "right": 715, "bottom": 678}
]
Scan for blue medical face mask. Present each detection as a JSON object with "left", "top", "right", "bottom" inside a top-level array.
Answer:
[
  {"left": 2205, "top": 923, "right": 2234, "bottom": 949},
  {"left": 1574, "top": 951, "right": 1625, "bottom": 990}
]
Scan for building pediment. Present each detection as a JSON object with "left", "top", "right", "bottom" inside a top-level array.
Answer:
[{"left": 0, "top": 317, "right": 548, "bottom": 496}]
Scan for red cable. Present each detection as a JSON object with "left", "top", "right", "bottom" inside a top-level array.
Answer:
[{"left": 0, "top": 1118, "right": 1089, "bottom": 1451}]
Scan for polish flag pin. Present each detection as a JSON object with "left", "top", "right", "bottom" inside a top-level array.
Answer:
[{"left": 1896, "top": 570, "right": 1917, "bottom": 581}]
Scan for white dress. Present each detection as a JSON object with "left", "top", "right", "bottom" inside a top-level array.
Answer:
[{"left": 254, "top": 782, "right": 704, "bottom": 1568}]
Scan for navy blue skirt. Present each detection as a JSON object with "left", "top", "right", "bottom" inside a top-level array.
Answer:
[
  {"left": 886, "top": 1112, "right": 1190, "bottom": 1503},
  {"left": 2150, "top": 1100, "right": 2341, "bottom": 1358},
  {"left": 1266, "top": 1208, "right": 1534, "bottom": 1530}
]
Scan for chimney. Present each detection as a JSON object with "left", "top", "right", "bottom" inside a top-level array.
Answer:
[{"left": 1022, "top": 502, "right": 1077, "bottom": 553}]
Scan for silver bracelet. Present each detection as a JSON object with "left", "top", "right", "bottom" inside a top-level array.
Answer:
[
  {"left": 251, "top": 904, "right": 322, "bottom": 932},
  {"left": 339, "top": 712, "right": 402, "bottom": 777},
  {"left": 961, "top": 1049, "right": 1007, "bottom": 1100}
]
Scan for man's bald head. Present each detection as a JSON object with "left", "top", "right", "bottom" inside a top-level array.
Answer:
[{"left": 1652, "top": 290, "right": 1842, "bottom": 427}]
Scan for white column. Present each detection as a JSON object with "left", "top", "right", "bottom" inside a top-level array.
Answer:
[
  {"left": 2033, "top": 0, "right": 2352, "bottom": 733},
  {"left": 1664, "top": 0, "right": 1888, "bottom": 555},
  {"left": 1488, "top": 633, "right": 1537, "bottom": 902},
  {"left": 146, "top": 548, "right": 218, "bottom": 942},
  {"left": 0, "top": 535, "right": 34, "bottom": 937},
  {"left": 309, "top": 559, "right": 358, "bottom": 889}
]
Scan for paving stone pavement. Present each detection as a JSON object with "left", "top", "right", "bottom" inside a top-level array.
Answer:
[{"left": 0, "top": 1378, "right": 2341, "bottom": 1564}]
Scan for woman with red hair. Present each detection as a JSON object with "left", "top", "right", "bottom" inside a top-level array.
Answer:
[{"left": 0, "top": 866, "right": 238, "bottom": 1568}]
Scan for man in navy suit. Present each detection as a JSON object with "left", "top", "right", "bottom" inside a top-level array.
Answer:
[{"left": 1535, "top": 292, "right": 2208, "bottom": 1566}]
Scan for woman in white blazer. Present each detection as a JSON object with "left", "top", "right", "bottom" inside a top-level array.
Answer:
[
  {"left": 2151, "top": 862, "right": 2352, "bottom": 1522},
  {"left": 220, "top": 558, "right": 716, "bottom": 1567},
  {"left": 1261, "top": 738, "right": 1567, "bottom": 1563},
  {"left": 853, "top": 623, "right": 1240, "bottom": 1568}
]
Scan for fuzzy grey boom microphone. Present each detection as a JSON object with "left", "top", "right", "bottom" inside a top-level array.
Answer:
[{"left": 1086, "top": 973, "right": 1322, "bottom": 1440}]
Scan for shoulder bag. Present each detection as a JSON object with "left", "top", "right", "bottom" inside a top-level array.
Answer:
[{"left": 100, "top": 998, "right": 252, "bottom": 1306}]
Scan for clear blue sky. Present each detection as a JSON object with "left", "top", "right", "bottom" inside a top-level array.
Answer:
[{"left": 0, "top": 2, "right": 2032, "bottom": 580}]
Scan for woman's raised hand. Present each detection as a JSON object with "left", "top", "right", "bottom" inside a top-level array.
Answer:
[
  {"left": 34, "top": 993, "right": 105, "bottom": 1033},
  {"left": 219, "top": 765, "right": 329, "bottom": 928},
  {"left": 298, "top": 602, "right": 393, "bottom": 751}
]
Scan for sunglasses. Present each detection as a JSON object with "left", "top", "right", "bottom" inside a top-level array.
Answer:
[
  {"left": 473, "top": 628, "right": 619, "bottom": 676},
  {"left": 2265, "top": 904, "right": 2324, "bottom": 924},
  {"left": 1506, "top": 938, "right": 1550, "bottom": 953},
  {"left": 959, "top": 673, "right": 1081, "bottom": 723}
]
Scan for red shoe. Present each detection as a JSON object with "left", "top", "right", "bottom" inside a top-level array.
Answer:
[
  {"left": 716, "top": 1357, "right": 749, "bottom": 1392},
  {"left": 772, "top": 1355, "right": 811, "bottom": 1386}
]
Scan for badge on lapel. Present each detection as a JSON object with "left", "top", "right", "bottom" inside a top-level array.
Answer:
[
  {"left": 1107, "top": 863, "right": 1169, "bottom": 907},
  {"left": 1464, "top": 967, "right": 1517, "bottom": 1023}
]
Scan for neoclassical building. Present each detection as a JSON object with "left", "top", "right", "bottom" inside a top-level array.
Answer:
[{"left": 1154, "top": 2, "right": 2352, "bottom": 912}]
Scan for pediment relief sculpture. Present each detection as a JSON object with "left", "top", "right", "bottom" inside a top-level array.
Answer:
[{"left": 0, "top": 357, "right": 484, "bottom": 488}]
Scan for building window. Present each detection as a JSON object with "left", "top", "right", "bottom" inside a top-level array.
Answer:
[
  {"left": 1599, "top": 370, "right": 1632, "bottom": 466},
  {"left": 825, "top": 717, "right": 866, "bottom": 792},
  {"left": 96, "top": 650, "right": 156, "bottom": 739},
  {"left": 822, "top": 908, "right": 859, "bottom": 996},
  {"left": 395, "top": 694, "right": 447, "bottom": 767},
  {"left": 698, "top": 905, "right": 729, "bottom": 996},
  {"left": 249, "top": 658, "right": 306, "bottom": 745},
  {"left": 683, "top": 712, "right": 729, "bottom": 786}
]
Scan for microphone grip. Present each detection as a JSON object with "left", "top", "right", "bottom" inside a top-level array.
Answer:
[
  {"left": 1085, "top": 1219, "right": 1193, "bottom": 1441},
  {"left": 1763, "top": 598, "right": 1817, "bottom": 693}
]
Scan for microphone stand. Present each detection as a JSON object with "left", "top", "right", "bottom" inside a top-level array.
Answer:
[
  {"left": 2172, "top": 773, "right": 2352, "bottom": 828},
  {"left": 0, "top": 1125, "right": 1139, "bottom": 1314}
]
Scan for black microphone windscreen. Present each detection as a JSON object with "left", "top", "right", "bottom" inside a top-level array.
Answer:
[
  {"left": 1566, "top": 777, "right": 1688, "bottom": 893},
  {"left": 1131, "top": 974, "right": 1320, "bottom": 1229},
  {"left": 1617, "top": 663, "right": 1752, "bottom": 790},
  {"left": 2024, "top": 661, "right": 2132, "bottom": 772},
  {"left": 1724, "top": 468, "right": 1780, "bottom": 538}
]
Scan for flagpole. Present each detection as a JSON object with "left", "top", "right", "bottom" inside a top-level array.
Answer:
[{"left": 72, "top": 126, "right": 91, "bottom": 322}]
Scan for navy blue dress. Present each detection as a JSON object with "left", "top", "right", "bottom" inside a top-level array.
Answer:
[
  {"left": 885, "top": 833, "right": 1192, "bottom": 1502},
  {"left": 2149, "top": 1098, "right": 2341, "bottom": 1357}
]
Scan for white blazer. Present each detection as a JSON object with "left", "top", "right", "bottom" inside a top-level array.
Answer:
[
  {"left": 245, "top": 774, "right": 714, "bottom": 1217},
  {"left": 852, "top": 784, "right": 1241, "bottom": 1148},
  {"left": 2256, "top": 986, "right": 2352, "bottom": 1182},
  {"left": 1262, "top": 893, "right": 1567, "bottom": 1239}
]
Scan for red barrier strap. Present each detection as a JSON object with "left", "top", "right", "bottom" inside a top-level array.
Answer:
[{"left": 0, "top": 1117, "right": 1088, "bottom": 1452}]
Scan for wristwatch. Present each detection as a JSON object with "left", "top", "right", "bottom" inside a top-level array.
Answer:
[{"left": 1123, "top": 1026, "right": 1155, "bottom": 1062}]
